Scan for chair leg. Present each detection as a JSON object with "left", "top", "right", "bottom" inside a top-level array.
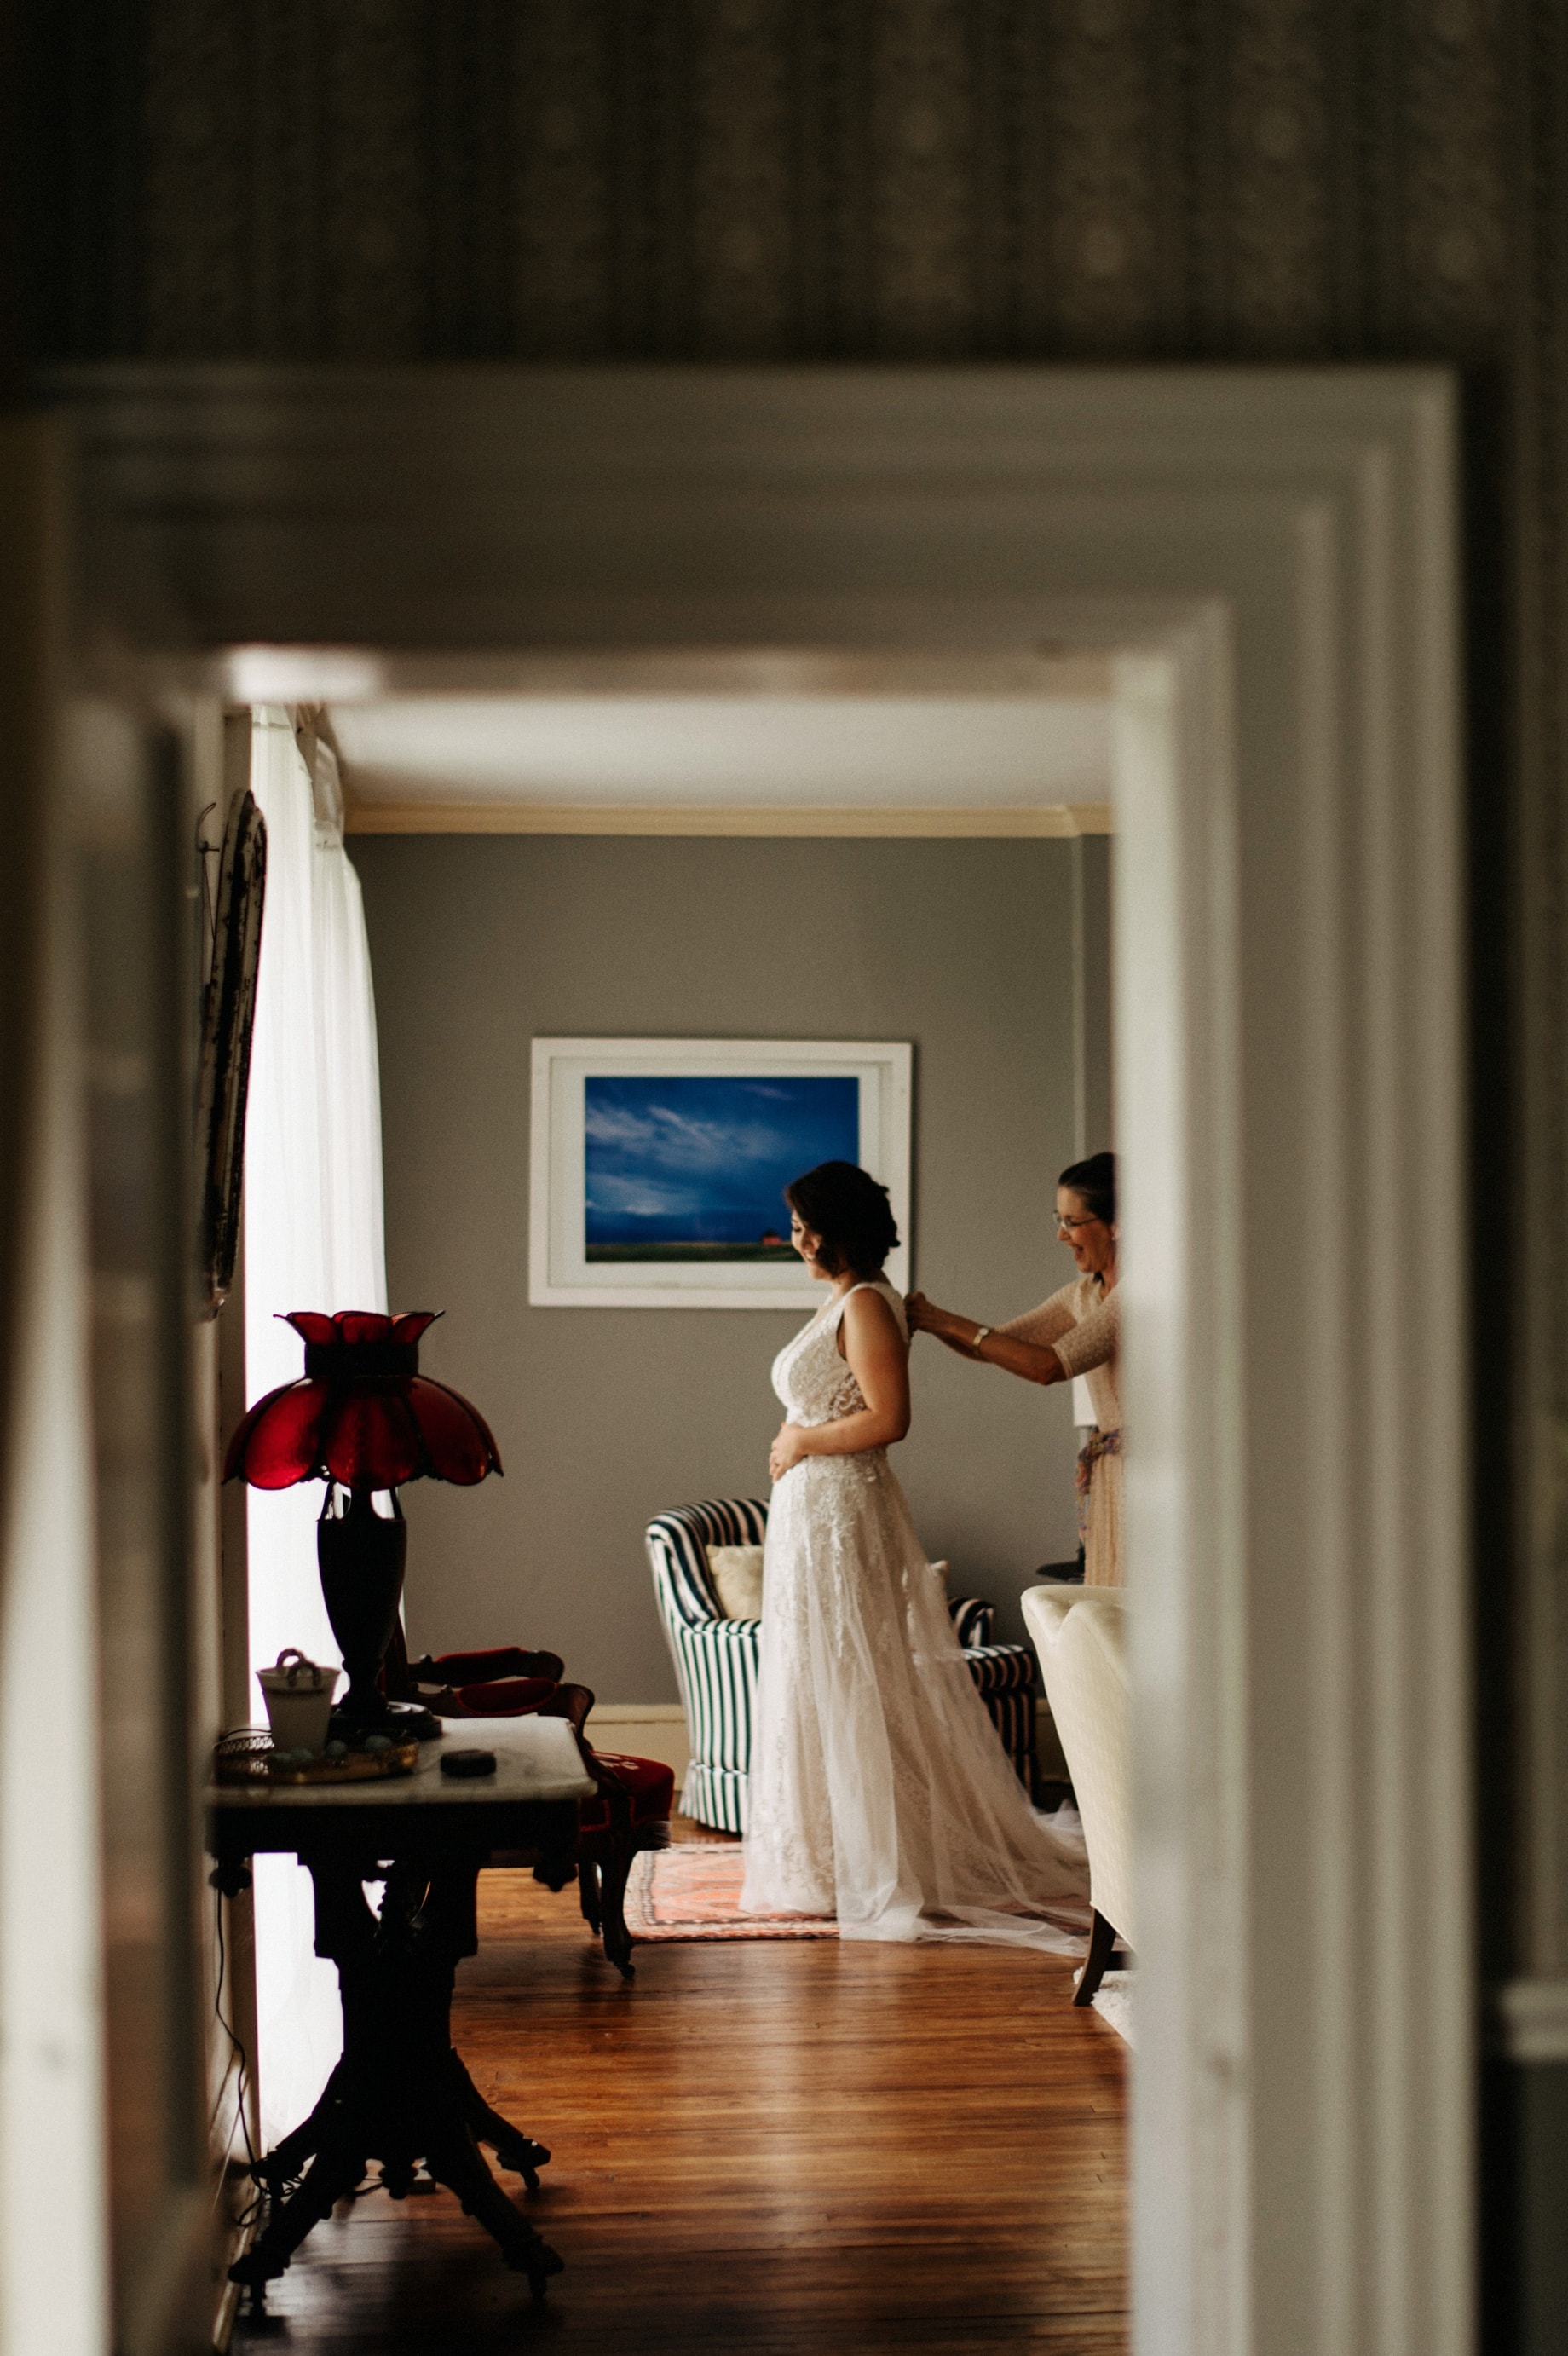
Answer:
[
  {"left": 1074, "top": 1908, "right": 1118, "bottom": 2007},
  {"left": 596, "top": 1839, "right": 636, "bottom": 1980},
  {"left": 578, "top": 1857, "right": 602, "bottom": 1936}
]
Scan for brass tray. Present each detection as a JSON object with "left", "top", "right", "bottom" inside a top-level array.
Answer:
[{"left": 214, "top": 1729, "right": 420, "bottom": 1788}]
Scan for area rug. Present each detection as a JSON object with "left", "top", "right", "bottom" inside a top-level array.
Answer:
[
  {"left": 1090, "top": 1976, "right": 1134, "bottom": 2047},
  {"left": 625, "top": 1842, "right": 838, "bottom": 1940},
  {"left": 628, "top": 1843, "right": 1131, "bottom": 2045}
]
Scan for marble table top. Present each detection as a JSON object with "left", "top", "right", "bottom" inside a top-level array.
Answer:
[{"left": 210, "top": 1714, "right": 597, "bottom": 1812}]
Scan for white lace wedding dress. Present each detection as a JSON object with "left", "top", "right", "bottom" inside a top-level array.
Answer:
[{"left": 740, "top": 1279, "right": 1089, "bottom": 1949}]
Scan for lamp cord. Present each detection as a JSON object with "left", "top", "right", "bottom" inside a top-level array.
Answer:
[{"left": 213, "top": 1880, "right": 263, "bottom": 2226}]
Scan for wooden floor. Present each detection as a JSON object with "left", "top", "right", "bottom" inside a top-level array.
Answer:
[{"left": 236, "top": 1841, "right": 1128, "bottom": 2353}]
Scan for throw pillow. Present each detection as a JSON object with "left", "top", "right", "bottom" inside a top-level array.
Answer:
[{"left": 706, "top": 1543, "right": 765, "bottom": 1620}]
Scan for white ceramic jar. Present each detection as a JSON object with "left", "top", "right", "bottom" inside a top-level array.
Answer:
[{"left": 257, "top": 1649, "right": 340, "bottom": 1754}]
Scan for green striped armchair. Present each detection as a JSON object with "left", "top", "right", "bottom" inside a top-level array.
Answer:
[{"left": 646, "top": 1497, "right": 1039, "bottom": 1833}]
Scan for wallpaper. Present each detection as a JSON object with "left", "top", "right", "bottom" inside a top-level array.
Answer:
[{"left": 32, "top": 0, "right": 1514, "bottom": 367}]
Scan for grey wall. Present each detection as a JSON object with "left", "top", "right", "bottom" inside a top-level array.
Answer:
[{"left": 355, "top": 833, "right": 1106, "bottom": 1701}]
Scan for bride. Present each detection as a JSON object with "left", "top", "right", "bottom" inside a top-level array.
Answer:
[{"left": 740, "top": 1160, "right": 1089, "bottom": 1948}]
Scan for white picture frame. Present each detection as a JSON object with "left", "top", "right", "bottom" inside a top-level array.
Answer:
[{"left": 529, "top": 1037, "right": 912, "bottom": 1308}]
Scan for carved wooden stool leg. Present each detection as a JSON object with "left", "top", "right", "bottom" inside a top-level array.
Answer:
[{"left": 592, "top": 1837, "right": 636, "bottom": 1979}]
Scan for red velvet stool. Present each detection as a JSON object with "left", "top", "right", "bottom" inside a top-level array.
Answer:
[
  {"left": 574, "top": 1751, "right": 677, "bottom": 1976},
  {"left": 388, "top": 1637, "right": 674, "bottom": 1976}
]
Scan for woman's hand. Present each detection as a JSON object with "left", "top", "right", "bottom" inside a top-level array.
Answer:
[
  {"left": 902, "top": 1293, "right": 1065, "bottom": 1385},
  {"left": 908, "top": 1291, "right": 966, "bottom": 1348},
  {"left": 769, "top": 1422, "right": 810, "bottom": 1481}
]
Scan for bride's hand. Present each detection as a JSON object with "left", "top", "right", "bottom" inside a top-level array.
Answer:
[
  {"left": 905, "top": 1290, "right": 932, "bottom": 1333},
  {"left": 769, "top": 1423, "right": 810, "bottom": 1481}
]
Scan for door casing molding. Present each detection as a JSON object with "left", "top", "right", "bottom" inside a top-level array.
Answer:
[{"left": 53, "top": 362, "right": 1469, "bottom": 2356}]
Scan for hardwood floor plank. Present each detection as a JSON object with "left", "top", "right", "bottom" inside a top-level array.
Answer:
[{"left": 234, "top": 1868, "right": 1128, "bottom": 2353}]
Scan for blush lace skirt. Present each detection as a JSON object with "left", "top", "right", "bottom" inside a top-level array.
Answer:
[{"left": 739, "top": 1447, "right": 1089, "bottom": 1949}]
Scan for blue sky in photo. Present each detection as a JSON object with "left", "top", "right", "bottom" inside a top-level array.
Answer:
[{"left": 584, "top": 1073, "right": 861, "bottom": 1244}]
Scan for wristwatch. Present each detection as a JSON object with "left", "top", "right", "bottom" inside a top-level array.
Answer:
[{"left": 971, "top": 1325, "right": 993, "bottom": 1359}]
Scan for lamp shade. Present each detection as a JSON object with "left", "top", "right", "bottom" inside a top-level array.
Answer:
[{"left": 224, "top": 1310, "right": 503, "bottom": 1490}]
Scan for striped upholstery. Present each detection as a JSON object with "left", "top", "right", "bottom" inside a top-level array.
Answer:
[
  {"left": 961, "top": 1645, "right": 1038, "bottom": 1798},
  {"left": 646, "top": 1498, "right": 1039, "bottom": 1831},
  {"left": 948, "top": 1595, "right": 994, "bottom": 1649},
  {"left": 647, "top": 1501, "right": 770, "bottom": 1833}
]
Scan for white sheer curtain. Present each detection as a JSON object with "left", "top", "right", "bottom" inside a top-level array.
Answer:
[{"left": 245, "top": 707, "right": 387, "bottom": 2142}]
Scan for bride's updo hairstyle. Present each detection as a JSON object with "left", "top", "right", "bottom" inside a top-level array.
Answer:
[{"left": 785, "top": 1161, "right": 900, "bottom": 1279}]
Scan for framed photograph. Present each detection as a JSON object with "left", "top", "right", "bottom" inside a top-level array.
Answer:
[{"left": 530, "top": 1038, "right": 912, "bottom": 1308}]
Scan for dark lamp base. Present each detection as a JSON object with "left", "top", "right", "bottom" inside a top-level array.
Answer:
[
  {"left": 318, "top": 1487, "right": 414, "bottom": 1729},
  {"left": 327, "top": 1695, "right": 443, "bottom": 1747}
]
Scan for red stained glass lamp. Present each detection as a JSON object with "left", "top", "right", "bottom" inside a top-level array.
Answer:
[{"left": 225, "top": 1311, "right": 502, "bottom": 1735}]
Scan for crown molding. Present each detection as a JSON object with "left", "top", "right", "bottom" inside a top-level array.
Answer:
[{"left": 341, "top": 797, "right": 1115, "bottom": 838}]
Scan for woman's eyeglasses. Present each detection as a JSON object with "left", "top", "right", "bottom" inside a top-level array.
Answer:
[{"left": 1055, "top": 1211, "right": 1101, "bottom": 1232}]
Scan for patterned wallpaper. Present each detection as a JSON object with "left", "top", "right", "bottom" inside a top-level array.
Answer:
[
  {"left": 31, "top": 0, "right": 1516, "bottom": 367},
  {"left": 22, "top": 1, "right": 1568, "bottom": 1979}
]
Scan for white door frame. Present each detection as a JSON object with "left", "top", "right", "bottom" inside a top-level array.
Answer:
[{"left": 56, "top": 363, "right": 1469, "bottom": 2356}]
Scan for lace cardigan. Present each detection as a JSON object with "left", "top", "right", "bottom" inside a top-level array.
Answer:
[{"left": 1000, "top": 1275, "right": 1121, "bottom": 1432}]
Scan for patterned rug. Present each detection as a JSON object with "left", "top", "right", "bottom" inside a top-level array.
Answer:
[
  {"left": 625, "top": 1843, "right": 837, "bottom": 1940},
  {"left": 1090, "top": 1977, "right": 1133, "bottom": 2046},
  {"left": 626, "top": 1845, "right": 1130, "bottom": 2043}
]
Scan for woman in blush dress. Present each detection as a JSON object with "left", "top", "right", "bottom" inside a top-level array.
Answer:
[
  {"left": 739, "top": 1161, "right": 1087, "bottom": 1947},
  {"left": 907, "top": 1152, "right": 1122, "bottom": 1589}
]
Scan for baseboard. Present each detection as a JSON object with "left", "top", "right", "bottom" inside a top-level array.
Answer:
[
  {"left": 209, "top": 2064, "right": 260, "bottom": 2355},
  {"left": 211, "top": 2186, "right": 260, "bottom": 2355},
  {"left": 589, "top": 1700, "right": 1063, "bottom": 1788},
  {"left": 590, "top": 1702, "right": 691, "bottom": 1786}
]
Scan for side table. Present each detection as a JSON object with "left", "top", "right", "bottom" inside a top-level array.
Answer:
[{"left": 207, "top": 1716, "right": 596, "bottom": 2301}]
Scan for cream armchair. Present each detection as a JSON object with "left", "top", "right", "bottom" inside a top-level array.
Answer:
[{"left": 1021, "top": 1584, "right": 1132, "bottom": 2004}]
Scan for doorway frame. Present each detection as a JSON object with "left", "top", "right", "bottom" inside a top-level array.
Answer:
[{"left": 55, "top": 362, "right": 1469, "bottom": 2356}]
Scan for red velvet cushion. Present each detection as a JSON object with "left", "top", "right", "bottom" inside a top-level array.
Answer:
[
  {"left": 578, "top": 1751, "right": 677, "bottom": 1832},
  {"left": 447, "top": 1677, "right": 558, "bottom": 1717}
]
